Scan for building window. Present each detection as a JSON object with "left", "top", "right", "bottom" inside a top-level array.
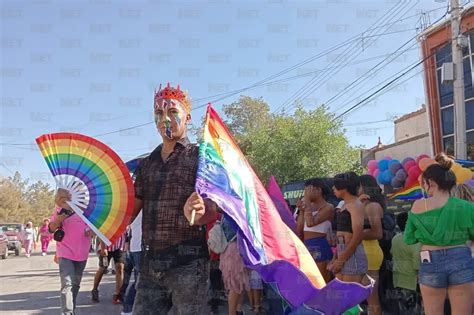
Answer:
[
  {"left": 467, "top": 131, "right": 474, "bottom": 160},
  {"left": 435, "top": 43, "right": 452, "bottom": 68},
  {"left": 436, "top": 33, "right": 474, "bottom": 155},
  {"left": 443, "top": 136, "right": 455, "bottom": 156},
  {"left": 466, "top": 100, "right": 474, "bottom": 130},
  {"left": 441, "top": 106, "right": 454, "bottom": 136},
  {"left": 464, "top": 57, "right": 474, "bottom": 99},
  {"left": 437, "top": 69, "right": 454, "bottom": 107}
]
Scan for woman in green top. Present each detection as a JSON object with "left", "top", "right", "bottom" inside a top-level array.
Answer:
[{"left": 404, "top": 153, "right": 474, "bottom": 315}]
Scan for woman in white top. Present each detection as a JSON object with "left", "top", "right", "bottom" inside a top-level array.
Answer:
[
  {"left": 23, "top": 221, "right": 36, "bottom": 258},
  {"left": 296, "top": 178, "right": 335, "bottom": 283}
]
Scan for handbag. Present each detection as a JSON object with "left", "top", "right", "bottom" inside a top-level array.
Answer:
[{"left": 207, "top": 220, "right": 236, "bottom": 254}]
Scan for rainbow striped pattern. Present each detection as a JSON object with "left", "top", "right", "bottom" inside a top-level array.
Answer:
[
  {"left": 36, "top": 133, "right": 134, "bottom": 246},
  {"left": 267, "top": 175, "right": 296, "bottom": 232},
  {"left": 196, "top": 106, "right": 372, "bottom": 313},
  {"left": 388, "top": 182, "right": 424, "bottom": 200}
]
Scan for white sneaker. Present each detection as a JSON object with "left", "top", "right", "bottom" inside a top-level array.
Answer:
[
  {"left": 121, "top": 312, "right": 132, "bottom": 315},
  {"left": 42, "top": 252, "right": 46, "bottom": 256}
]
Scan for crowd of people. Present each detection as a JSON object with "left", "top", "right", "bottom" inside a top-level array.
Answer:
[{"left": 41, "top": 84, "right": 473, "bottom": 315}]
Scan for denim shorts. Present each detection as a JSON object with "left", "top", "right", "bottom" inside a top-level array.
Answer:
[
  {"left": 304, "top": 236, "right": 334, "bottom": 262},
  {"left": 419, "top": 246, "right": 474, "bottom": 288},
  {"left": 249, "top": 270, "right": 263, "bottom": 290}
]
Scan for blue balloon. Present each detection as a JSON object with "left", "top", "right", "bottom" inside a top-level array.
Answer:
[
  {"left": 378, "top": 160, "right": 389, "bottom": 171},
  {"left": 391, "top": 177, "right": 403, "bottom": 188},
  {"left": 395, "top": 169, "right": 408, "bottom": 181},
  {"left": 377, "top": 172, "right": 385, "bottom": 185},
  {"left": 389, "top": 159, "right": 400, "bottom": 166},
  {"left": 389, "top": 161, "right": 402, "bottom": 174},
  {"left": 382, "top": 169, "right": 393, "bottom": 185}
]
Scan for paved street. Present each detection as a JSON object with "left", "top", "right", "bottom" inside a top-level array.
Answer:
[
  {"left": 0, "top": 245, "right": 238, "bottom": 315},
  {"left": 0, "top": 244, "right": 122, "bottom": 315}
]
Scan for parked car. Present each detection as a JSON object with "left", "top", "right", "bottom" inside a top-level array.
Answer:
[
  {"left": 0, "top": 230, "right": 8, "bottom": 259},
  {"left": 0, "top": 223, "right": 24, "bottom": 256}
]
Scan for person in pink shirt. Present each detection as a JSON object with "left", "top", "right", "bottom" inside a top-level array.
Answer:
[
  {"left": 49, "top": 189, "right": 92, "bottom": 315},
  {"left": 38, "top": 218, "right": 52, "bottom": 256}
]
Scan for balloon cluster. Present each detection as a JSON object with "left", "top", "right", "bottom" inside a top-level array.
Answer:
[{"left": 366, "top": 154, "right": 473, "bottom": 188}]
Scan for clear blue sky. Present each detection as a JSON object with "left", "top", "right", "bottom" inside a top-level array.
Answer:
[{"left": 1, "top": 0, "right": 448, "bottom": 185}]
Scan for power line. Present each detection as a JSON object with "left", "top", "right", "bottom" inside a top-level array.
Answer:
[
  {"left": 343, "top": 118, "right": 394, "bottom": 126},
  {"left": 0, "top": 163, "right": 15, "bottom": 175},
  {"left": 91, "top": 121, "right": 155, "bottom": 138},
  {"left": 192, "top": 30, "right": 420, "bottom": 105},
  {"left": 273, "top": 0, "right": 418, "bottom": 114},
  {"left": 333, "top": 48, "right": 452, "bottom": 123},
  {"left": 330, "top": 16, "right": 452, "bottom": 121},
  {"left": 324, "top": 39, "right": 419, "bottom": 108},
  {"left": 0, "top": 49, "right": 420, "bottom": 145},
  {"left": 324, "top": 4, "right": 450, "bottom": 112},
  {"left": 332, "top": 50, "right": 437, "bottom": 122},
  {"left": 0, "top": 5, "right": 450, "bottom": 143},
  {"left": 195, "top": 1, "right": 427, "bottom": 112}
]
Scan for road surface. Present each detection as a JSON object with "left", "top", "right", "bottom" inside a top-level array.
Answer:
[{"left": 0, "top": 244, "right": 124, "bottom": 315}]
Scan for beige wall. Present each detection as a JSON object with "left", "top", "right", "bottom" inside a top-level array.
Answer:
[
  {"left": 374, "top": 135, "right": 431, "bottom": 160},
  {"left": 394, "top": 112, "right": 428, "bottom": 142}
]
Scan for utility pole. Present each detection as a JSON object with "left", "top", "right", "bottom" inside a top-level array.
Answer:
[{"left": 451, "top": 0, "right": 467, "bottom": 159}]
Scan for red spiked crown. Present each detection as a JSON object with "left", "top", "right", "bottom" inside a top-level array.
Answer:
[{"left": 154, "top": 83, "right": 191, "bottom": 114}]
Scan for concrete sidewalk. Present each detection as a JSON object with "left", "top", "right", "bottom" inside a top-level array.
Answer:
[{"left": 0, "top": 246, "right": 123, "bottom": 315}]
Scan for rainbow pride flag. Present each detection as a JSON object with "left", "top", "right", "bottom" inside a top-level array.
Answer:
[
  {"left": 196, "top": 106, "right": 372, "bottom": 314},
  {"left": 267, "top": 175, "right": 296, "bottom": 232},
  {"left": 388, "top": 182, "right": 424, "bottom": 200}
]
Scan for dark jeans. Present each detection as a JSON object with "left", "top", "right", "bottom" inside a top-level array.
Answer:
[
  {"left": 122, "top": 251, "right": 141, "bottom": 313},
  {"left": 58, "top": 258, "right": 87, "bottom": 315},
  {"left": 132, "top": 257, "right": 210, "bottom": 315}
]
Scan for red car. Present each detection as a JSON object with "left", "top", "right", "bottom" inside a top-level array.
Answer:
[
  {"left": 0, "top": 230, "right": 8, "bottom": 259},
  {"left": 1, "top": 223, "right": 24, "bottom": 256}
]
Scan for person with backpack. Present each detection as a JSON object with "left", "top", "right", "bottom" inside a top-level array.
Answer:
[{"left": 208, "top": 212, "right": 249, "bottom": 315}]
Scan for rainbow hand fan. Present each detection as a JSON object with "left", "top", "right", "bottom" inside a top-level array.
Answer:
[{"left": 36, "top": 133, "right": 134, "bottom": 246}]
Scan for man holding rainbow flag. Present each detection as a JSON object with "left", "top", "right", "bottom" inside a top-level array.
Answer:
[
  {"left": 132, "top": 83, "right": 372, "bottom": 315},
  {"left": 131, "top": 83, "right": 217, "bottom": 314}
]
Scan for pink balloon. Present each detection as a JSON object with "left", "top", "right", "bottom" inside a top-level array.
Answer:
[
  {"left": 416, "top": 154, "right": 430, "bottom": 164},
  {"left": 403, "top": 160, "right": 416, "bottom": 172},
  {"left": 367, "top": 160, "right": 378, "bottom": 171},
  {"left": 367, "top": 169, "right": 374, "bottom": 176},
  {"left": 408, "top": 166, "right": 422, "bottom": 180}
]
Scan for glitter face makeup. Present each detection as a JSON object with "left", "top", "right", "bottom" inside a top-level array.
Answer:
[{"left": 154, "top": 98, "right": 187, "bottom": 139}]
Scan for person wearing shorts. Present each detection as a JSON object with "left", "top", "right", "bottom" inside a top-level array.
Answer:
[
  {"left": 405, "top": 153, "right": 474, "bottom": 315},
  {"left": 248, "top": 270, "right": 263, "bottom": 314},
  {"left": 329, "top": 172, "right": 368, "bottom": 284},
  {"left": 359, "top": 175, "right": 385, "bottom": 315},
  {"left": 92, "top": 233, "right": 126, "bottom": 304},
  {"left": 296, "top": 179, "right": 335, "bottom": 283}
]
